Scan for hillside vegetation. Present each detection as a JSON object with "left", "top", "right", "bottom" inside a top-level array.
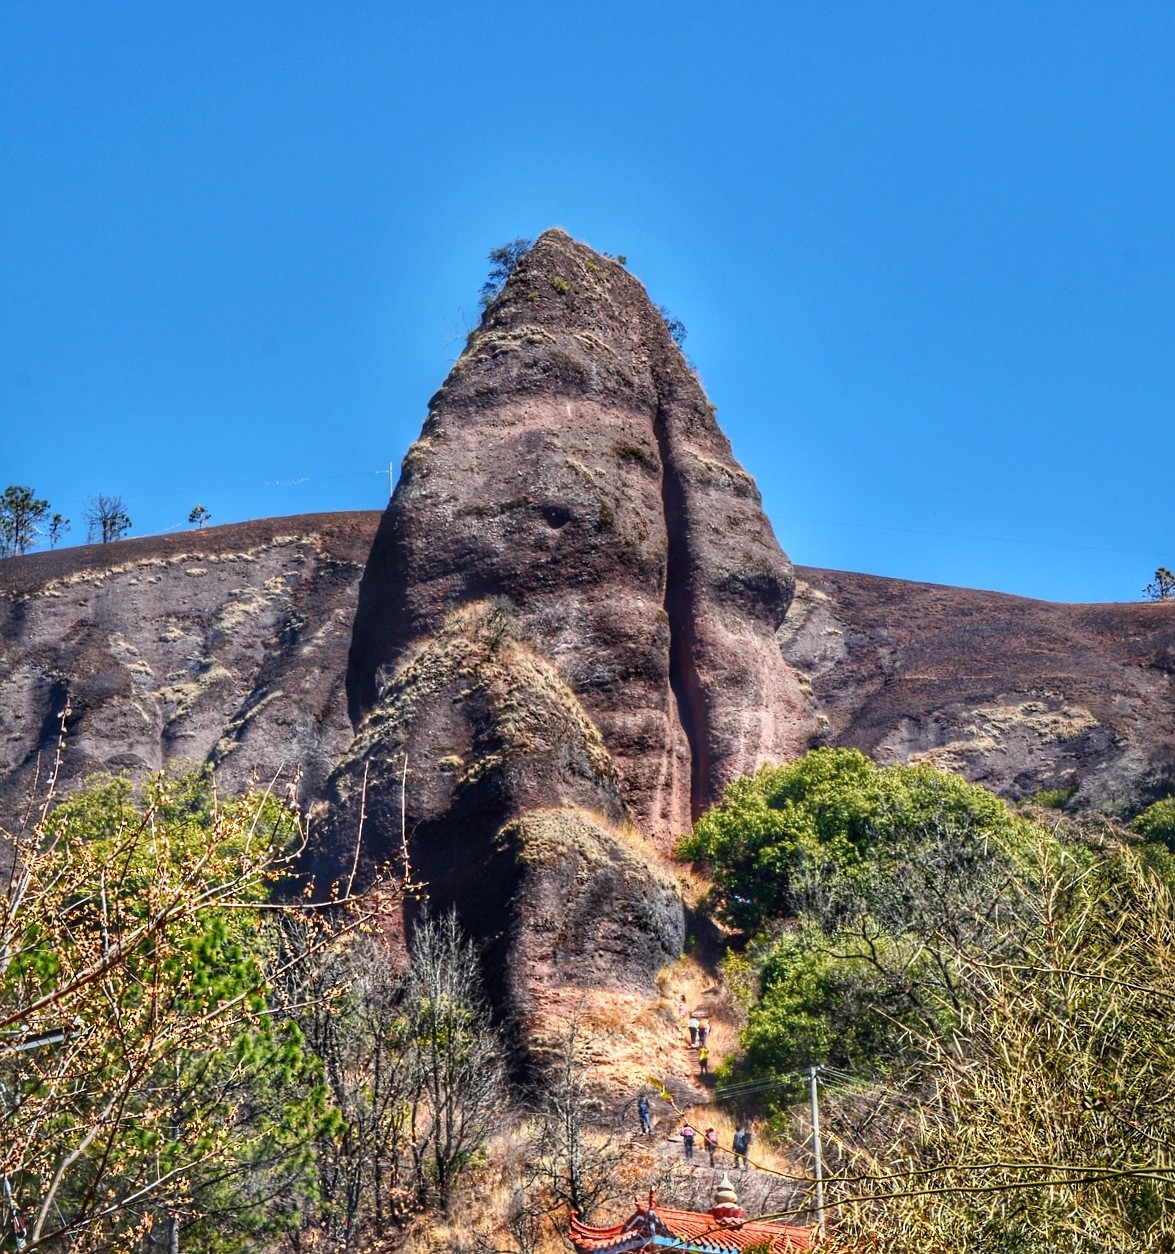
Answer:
[{"left": 6, "top": 749, "right": 1174, "bottom": 1252}]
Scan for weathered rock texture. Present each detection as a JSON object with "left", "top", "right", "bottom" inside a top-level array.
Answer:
[
  {"left": 782, "top": 568, "right": 1175, "bottom": 810},
  {"left": 346, "top": 229, "right": 814, "bottom": 852},
  {"left": 312, "top": 599, "right": 684, "bottom": 1021},
  {"left": 322, "top": 229, "right": 816, "bottom": 1042},
  {"left": 6, "top": 229, "right": 1175, "bottom": 1056},
  {"left": 0, "top": 514, "right": 377, "bottom": 832}
]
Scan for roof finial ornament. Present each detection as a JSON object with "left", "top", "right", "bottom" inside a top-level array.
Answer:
[{"left": 714, "top": 1173, "right": 739, "bottom": 1209}]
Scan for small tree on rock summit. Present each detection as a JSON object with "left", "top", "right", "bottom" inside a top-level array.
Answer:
[{"left": 480, "top": 238, "right": 532, "bottom": 309}]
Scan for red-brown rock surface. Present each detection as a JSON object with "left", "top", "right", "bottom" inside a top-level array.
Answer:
[
  {"left": 783, "top": 568, "right": 1175, "bottom": 809},
  {"left": 346, "top": 229, "right": 815, "bottom": 851},
  {"left": 0, "top": 513, "right": 377, "bottom": 832}
]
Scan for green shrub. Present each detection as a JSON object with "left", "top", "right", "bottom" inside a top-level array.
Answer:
[{"left": 1133, "top": 797, "right": 1175, "bottom": 851}]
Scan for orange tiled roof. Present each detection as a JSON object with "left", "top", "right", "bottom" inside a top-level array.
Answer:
[{"left": 569, "top": 1195, "right": 812, "bottom": 1254}]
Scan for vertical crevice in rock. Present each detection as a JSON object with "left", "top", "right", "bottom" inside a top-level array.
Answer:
[{"left": 652, "top": 399, "right": 707, "bottom": 822}]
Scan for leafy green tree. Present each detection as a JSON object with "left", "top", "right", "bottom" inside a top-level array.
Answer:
[
  {"left": 479, "top": 238, "right": 532, "bottom": 309},
  {"left": 0, "top": 486, "right": 49, "bottom": 556},
  {"left": 685, "top": 751, "right": 1051, "bottom": 1098},
  {"left": 188, "top": 504, "right": 211, "bottom": 529},
  {"left": 1, "top": 769, "right": 332, "bottom": 1251},
  {"left": 733, "top": 923, "right": 933, "bottom": 1100},
  {"left": 679, "top": 748, "right": 1032, "bottom": 935}
]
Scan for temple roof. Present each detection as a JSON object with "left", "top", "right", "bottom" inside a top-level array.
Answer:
[{"left": 568, "top": 1189, "right": 812, "bottom": 1254}]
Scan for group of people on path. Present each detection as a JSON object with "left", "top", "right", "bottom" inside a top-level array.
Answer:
[
  {"left": 682, "top": 1005, "right": 711, "bottom": 1080},
  {"left": 632, "top": 995, "right": 753, "bottom": 1173},
  {"left": 676, "top": 1121, "right": 754, "bottom": 1169},
  {"left": 685, "top": 1010, "right": 710, "bottom": 1049}
]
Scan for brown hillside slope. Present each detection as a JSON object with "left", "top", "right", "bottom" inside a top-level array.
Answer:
[
  {"left": 0, "top": 512, "right": 380, "bottom": 831},
  {"left": 785, "top": 567, "right": 1175, "bottom": 809}
]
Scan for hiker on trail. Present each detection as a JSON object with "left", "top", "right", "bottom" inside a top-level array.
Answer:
[
  {"left": 741, "top": 1127, "right": 755, "bottom": 1169},
  {"left": 637, "top": 1094, "right": 651, "bottom": 1135},
  {"left": 680, "top": 1122, "right": 697, "bottom": 1161},
  {"left": 687, "top": 1014, "right": 700, "bottom": 1046},
  {"left": 705, "top": 1127, "right": 719, "bottom": 1167},
  {"left": 733, "top": 1127, "right": 745, "bottom": 1168},
  {"left": 698, "top": 1020, "right": 710, "bottom": 1047},
  {"left": 698, "top": 1045, "right": 709, "bottom": 1076}
]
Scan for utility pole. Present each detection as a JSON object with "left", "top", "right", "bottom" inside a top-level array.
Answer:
[
  {"left": 809, "top": 1064, "right": 825, "bottom": 1240},
  {"left": 388, "top": 460, "right": 395, "bottom": 501}
]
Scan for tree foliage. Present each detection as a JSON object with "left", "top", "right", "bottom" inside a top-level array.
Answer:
[
  {"left": 658, "top": 305, "right": 687, "bottom": 348},
  {"left": 1144, "top": 567, "right": 1175, "bottom": 601},
  {"left": 686, "top": 749, "right": 1175, "bottom": 1250},
  {"left": 479, "top": 238, "right": 532, "bottom": 309},
  {"left": 824, "top": 836, "right": 1175, "bottom": 1253},
  {"left": 84, "top": 494, "right": 132, "bottom": 544},
  {"left": 0, "top": 487, "right": 50, "bottom": 557},
  {"left": 679, "top": 748, "right": 1033, "bottom": 935},
  {"left": 0, "top": 768, "right": 332, "bottom": 1251},
  {"left": 47, "top": 514, "right": 69, "bottom": 549},
  {"left": 1132, "top": 796, "right": 1175, "bottom": 852}
]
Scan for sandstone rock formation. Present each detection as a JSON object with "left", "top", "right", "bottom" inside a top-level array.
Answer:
[
  {"left": 318, "top": 229, "right": 817, "bottom": 1044},
  {"left": 782, "top": 567, "right": 1175, "bottom": 810},
  {"left": 5, "top": 229, "right": 1175, "bottom": 1059},
  {"left": 0, "top": 514, "right": 376, "bottom": 832},
  {"left": 345, "top": 229, "right": 814, "bottom": 852}
]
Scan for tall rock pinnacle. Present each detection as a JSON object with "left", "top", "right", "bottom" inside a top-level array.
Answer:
[
  {"left": 314, "top": 230, "right": 816, "bottom": 1043},
  {"left": 346, "top": 229, "right": 814, "bottom": 848}
]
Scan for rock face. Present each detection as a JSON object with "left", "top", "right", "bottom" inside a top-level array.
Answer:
[
  {"left": 323, "top": 229, "right": 815, "bottom": 1042},
  {"left": 6, "top": 229, "right": 1175, "bottom": 1057},
  {"left": 782, "top": 568, "right": 1175, "bottom": 810},
  {"left": 0, "top": 514, "right": 377, "bottom": 833},
  {"left": 346, "top": 229, "right": 814, "bottom": 850}
]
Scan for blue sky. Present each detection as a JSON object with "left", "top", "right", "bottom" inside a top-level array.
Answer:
[{"left": 2, "top": 2, "right": 1173, "bottom": 603}]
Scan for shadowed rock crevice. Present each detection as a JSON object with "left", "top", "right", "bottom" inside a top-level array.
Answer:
[{"left": 653, "top": 397, "right": 707, "bottom": 822}]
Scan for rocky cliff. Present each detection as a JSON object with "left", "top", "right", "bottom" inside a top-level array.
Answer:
[
  {"left": 345, "top": 230, "right": 814, "bottom": 849},
  {"left": 0, "top": 514, "right": 376, "bottom": 832},
  {"left": 4, "top": 230, "right": 1175, "bottom": 1053},
  {"left": 317, "top": 229, "right": 815, "bottom": 1032},
  {"left": 783, "top": 567, "right": 1175, "bottom": 810}
]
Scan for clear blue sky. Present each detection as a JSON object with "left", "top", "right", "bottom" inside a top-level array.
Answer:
[{"left": 3, "top": 2, "right": 1173, "bottom": 603}]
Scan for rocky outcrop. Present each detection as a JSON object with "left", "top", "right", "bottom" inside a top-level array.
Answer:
[
  {"left": 346, "top": 229, "right": 814, "bottom": 854},
  {"left": 311, "top": 599, "right": 683, "bottom": 1017},
  {"left": 322, "top": 229, "right": 816, "bottom": 1044},
  {"left": 0, "top": 513, "right": 378, "bottom": 832},
  {"left": 6, "top": 229, "right": 1175, "bottom": 1057},
  {"left": 782, "top": 568, "right": 1175, "bottom": 810}
]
